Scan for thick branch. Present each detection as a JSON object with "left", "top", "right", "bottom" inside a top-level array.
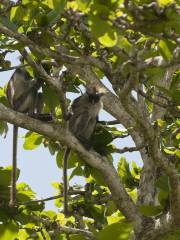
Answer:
[
  {"left": 141, "top": 221, "right": 176, "bottom": 240},
  {"left": 0, "top": 103, "right": 141, "bottom": 224}
]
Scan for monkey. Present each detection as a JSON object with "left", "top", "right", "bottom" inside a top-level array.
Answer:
[
  {"left": 6, "top": 68, "right": 52, "bottom": 207},
  {"left": 63, "top": 85, "right": 106, "bottom": 216}
]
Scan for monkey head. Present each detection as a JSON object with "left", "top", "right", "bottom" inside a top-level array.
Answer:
[{"left": 86, "top": 85, "right": 106, "bottom": 104}]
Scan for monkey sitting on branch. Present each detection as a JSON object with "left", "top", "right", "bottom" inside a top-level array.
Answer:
[
  {"left": 6, "top": 67, "right": 52, "bottom": 207},
  {"left": 63, "top": 85, "right": 106, "bottom": 216}
]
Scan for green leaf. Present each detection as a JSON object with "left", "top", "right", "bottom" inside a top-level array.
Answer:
[
  {"left": 158, "top": 190, "right": 169, "bottom": 208},
  {"left": 69, "top": 234, "right": 86, "bottom": 240},
  {"left": 106, "top": 200, "right": 117, "bottom": 216},
  {"left": 163, "top": 148, "right": 175, "bottom": 155},
  {"left": 176, "top": 133, "right": 180, "bottom": 140},
  {"left": 51, "top": 181, "right": 61, "bottom": 190},
  {"left": 10, "top": 5, "right": 30, "bottom": 23},
  {"left": 0, "top": 121, "right": 8, "bottom": 136},
  {"left": 70, "top": 166, "right": 83, "bottom": 179},
  {"left": 89, "top": 167, "right": 107, "bottom": 186},
  {"left": 44, "top": 0, "right": 66, "bottom": 9},
  {"left": 16, "top": 182, "right": 36, "bottom": 202},
  {"left": 145, "top": 67, "right": 166, "bottom": 84},
  {"left": 55, "top": 234, "right": 66, "bottom": 240},
  {"left": 77, "top": 0, "right": 91, "bottom": 12},
  {"left": 117, "top": 157, "right": 138, "bottom": 189},
  {"left": 0, "top": 166, "right": 20, "bottom": 187},
  {"left": 157, "top": 0, "right": 174, "bottom": 7},
  {"left": 175, "top": 149, "right": 180, "bottom": 158},
  {"left": 170, "top": 89, "right": 180, "bottom": 104},
  {"left": 42, "top": 85, "right": 60, "bottom": 112},
  {"left": 23, "top": 132, "right": 43, "bottom": 150},
  {"left": 0, "top": 17, "right": 18, "bottom": 31},
  {"left": 131, "top": 161, "right": 141, "bottom": 180},
  {"left": 159, "top": 40, "right": 174, "bottom": 61},
  {"left": 117, "top": 36, "right": 133, "bottom": 55},
  {"left": 89, "top": 16, "right": 117, "bottom": 47},
  {"left": 98, "top": 222, "right": 132, "bottom": 240},
  {"left": 46, "top": 0, "right": 66, "bottom": 26},
  {"left": 156, "top": 176, "right": 169, "bottom": 192},
  {"left": 56, "top": 150, "right": 82, "bottom": 169},
  {"left": 41, "top": 210, "right": 57, "bottom": 220},
  {"left": 17, "top": 229, "right": 29, "bottom": 240},
  {"left": 139, "top": 205, "right": 162, "bottom": 217},
  {"left": 0, "top": 222, "right": 19, "bottom": 240}
]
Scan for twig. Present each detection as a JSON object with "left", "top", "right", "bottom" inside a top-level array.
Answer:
[
  {"left": 98, "top": 120, "right": 120, "bottom": 125},
  {"left": 0, "top": 0, "right": 22, "bottom": 15},
  {"left": 21, "top": 190, "right": 86, "bottom": 205},
  {"left": 113, "top": 144, "right": 145, "bottom": 154},
  {"left": 30, "top": 215, "right": 96, "bottom": 240},
  {"left": 19, "top": 49, "right": 63, "bottom": 92},
  {"left": 0, "top": 64, "right": 28, "bottom": 72},
  {"left": 138, "top": 88, "right": 169, "bottom": 108},
  {"left": 40, "top": 228, "right": 46, "bottom": 240}
]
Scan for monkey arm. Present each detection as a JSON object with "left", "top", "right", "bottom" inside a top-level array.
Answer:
[
  {"left": 71, "top": 96, "right": 84, "bottom": 114},
  {"left": 69, "top": 111, "right": 96, "bottom": 149}
]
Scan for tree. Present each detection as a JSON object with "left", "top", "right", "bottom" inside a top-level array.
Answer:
[{"left": 0, "top": 0, "right": 180, "bottom": 239}]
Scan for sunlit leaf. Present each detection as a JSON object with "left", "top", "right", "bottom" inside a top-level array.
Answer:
[
  {"left": 0, "top": 166, "right": 20, "bottom": 187},
  {"left": 163, "top": 148, "right": 175, "bottom": 155},
  {"left": 0, "top": 222, "right": 18, "bottom": 240},
  {"left": 157, "top": 0, "right": 174, "bottom": 7},
  {"left": 175, "top": 149, "right": 180, "bottom": 158},
  {"left": 77, "top": 0, "right": 91, "bottom": 12},
  {"left": 41, "top": 210, "right": 57, "bottom": 220},
  {"left": 98, "top": 222, "right": 132, "bottom": 240},
  {"left": 23, "top": 132, "right": 43, "bottom": 150},
  {"left": 89, "top": 16, "right": 118, "bottom": 47},
  {"left": 159, "top": 40, "right": 173, "bottom": 61}
]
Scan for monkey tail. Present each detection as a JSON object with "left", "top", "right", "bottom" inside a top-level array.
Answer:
[
  {"left": 63, "top": 147, "right": 71, "bottom": 216},
  {"left": 9, "top": 125, "right": 18, "bottom": 207}
]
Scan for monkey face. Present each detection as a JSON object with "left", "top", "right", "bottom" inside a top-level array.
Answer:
[
  {"left": 88, "top": 93, "right": 101, "bottom": 104},
  {"left": 86, "top": 86, "right": 105, "bottom": 104}
]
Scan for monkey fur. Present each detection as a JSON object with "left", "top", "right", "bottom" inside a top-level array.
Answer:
[
  {"left": 63, "top": 85, "right": 105, "bottom": 216},
  {"left": 6, "top": 68, "right": 52, "bottom": 207}
]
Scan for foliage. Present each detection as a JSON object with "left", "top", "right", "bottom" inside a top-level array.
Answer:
[{"left": 0, "top": 0, "right": 180, "bottom": 239}]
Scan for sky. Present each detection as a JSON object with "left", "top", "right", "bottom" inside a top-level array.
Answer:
[{"left": 0, "top": 51, "right": 142, "bottom": 210}]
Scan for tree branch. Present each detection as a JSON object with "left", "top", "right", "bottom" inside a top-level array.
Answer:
[
  {"left": 113, "top": 144, "right": 146, "bottom": 154},
  {"left": 20, "top": 49, "right": 68, "bottom": 119},
  {"left": 0, "top": 24, "right": 107, "bottom": 73},
  {"left": 0, "top": 64, "right": 28, "bottom": 72},
  {"left": 30, "top": 215, "right": 96, "bottom": 240},
  {"left": 138, "top": 88, "right": 169, "bottom": 108},
  {"left": 0, "top": 103, "right": 142, "bottom": 224},
  {"left": 21, "top": 190, "right": 86, "bottom": 205}
]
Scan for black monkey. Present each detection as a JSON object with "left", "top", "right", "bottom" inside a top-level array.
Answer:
[{"left": 63, "top": 85, "right": 105, "bottom": 216}]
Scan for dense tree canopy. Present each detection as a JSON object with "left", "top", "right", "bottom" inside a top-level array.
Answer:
[{"left": 0, "top": 0, "right": 180, "bottom": 239}]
